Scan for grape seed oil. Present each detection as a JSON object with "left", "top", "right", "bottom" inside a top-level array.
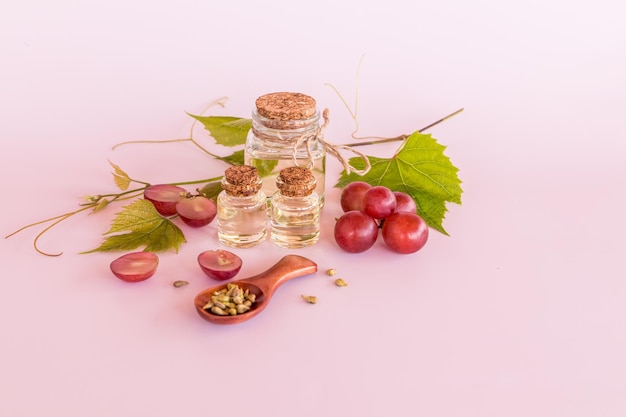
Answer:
[
  {"left": 270, "top": 166, "right": 320, "bottom": 248},
  {"left": 244, "top": 92, "right": 326, "bottom": 207},
  {"left": 217, "top": 165, "right": 267, "bottom": 248}
]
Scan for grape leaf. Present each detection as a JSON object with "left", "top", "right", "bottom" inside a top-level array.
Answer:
[
  {"left": 92, "top": 198, "right": 109, "bottom": 213},
  {"left": 218, "top": 149, "right": 245, "bottom": 166},
  {"left": 187, "top": 115, "right": 252, "bottom": 147},
  {"left": 82, "top": 199, "right": 186, "bottom": 253},
  {"left": 198, "top": 181, "right": 223, "bottom": 201},
  {"left": 109, "top": 160, "right": 130, "bottom": 191},
  {"left": 335, "top": 131, "right": 462, "bottom": 235},
  {"left": 249, "top": 158, "right": 278, "bottom": 178}
]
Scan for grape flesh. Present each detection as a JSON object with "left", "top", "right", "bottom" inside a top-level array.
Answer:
[
  {"left": 197, "top": 249, "right": 242, "bottom": 280},
  {"left": 333, "top": 210, "right": 379, "bottom": 253},
  {"left": 175, "top": 196, "right": 217, "bottom": 227},
  {"left": 110, "top": 252, "right": 159, "bottom": 282},
  {"left": 340, "top": 181, "right": 371, "bottom": 212},
  {"left": 144, "top": 184, "right": 187, "bottom": 216},
  {"left": 381, "top": 212, "right": 429, "bottom": 254},
  {"left": 363, "top": 186, "right": 397, "bottom": 219},
  {"left": 393, "top": 191, "right": 417, "bottom": 214}
]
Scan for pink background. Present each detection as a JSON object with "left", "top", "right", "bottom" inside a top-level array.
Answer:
[{"left": 1, "top": 1, "right": 625, "bottom": 416}]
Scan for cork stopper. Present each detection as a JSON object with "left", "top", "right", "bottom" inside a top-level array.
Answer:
[
  {"left": 255, "top": 92, "right": 317, "bottom": 121},
  {"left": 222, "top": 165, "right": 262, "bottom": 197},
  {"left": 276, "top": 166, "right": 316, "bottom": 197}
]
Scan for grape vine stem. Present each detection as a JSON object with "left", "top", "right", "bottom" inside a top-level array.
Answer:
[
  {"left": 327, "top": 54, "right": 463, "bottom": 148},
  {"left": 111, "top": 96, "right": 229, "bottom": 159},
  {"left": 4, "top": 176, "right": 223, "bottom": 256},
  {"left": 342, "top": 107, "right": 464, "bottom": 148}
]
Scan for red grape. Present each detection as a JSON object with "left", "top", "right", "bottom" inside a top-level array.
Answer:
[
  {"left": 393, "top": 191, "right": 417, "bottom": 214},
  {"left": 175, "top": 196, "right": 217, "bottom": 227},
  {"left": 110, "top": 252, "right": 159, "bottom": 282},
  {"left": 144, "top": 184, "right": 187, "bottom": 216},
  {"left": 333, "top": 210, "right": 379, "bottom": 253},
  {"left": 197, "top": 249, "right": 242, "bottom": 280},
  {"left": 381, "top": 212, "right": 429, "bottom": 254},
  {"left": 340, "top": 181, "right": 371, "bottom": 212},
  {"left": 363, "top": 186, "right": 397, "bottom": 219}
]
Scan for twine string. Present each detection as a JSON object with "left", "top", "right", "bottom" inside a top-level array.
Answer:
[{"left": 291, "top": 109, "right": 371, "bottom": 175}]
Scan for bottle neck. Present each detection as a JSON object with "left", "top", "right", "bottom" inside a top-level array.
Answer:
[
  {"left": 251, "top": 109, "right": 320, "bottom": 145},
  {"left": 274, "top": 191, "right": 319, "bottom": 207}
]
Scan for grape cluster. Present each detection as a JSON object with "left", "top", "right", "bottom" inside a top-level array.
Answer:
[
  {"left": 144, "top": 184, "right": 217, "bottom": 227},
  {"left": 334, "top": 181, "right": 429, "bottom": 254}
]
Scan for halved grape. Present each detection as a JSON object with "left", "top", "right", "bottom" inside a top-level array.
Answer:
[
  {"left": 393, "top": 191, "right": 417, "bottom": 214},
  {"left": 381, "top": 212, "right": 429, "bottom": 254},
  {"left": 340, "top": 181, "right": 371, "bottom": 212},
  {"left": 175, "top": 196, "right": 217, "bottom": 227},
  {"left": 144, "top": 184, "right": 187, "bottom": 216},
  {"left": 363, "top": 186, "right": 397, "bottom": 219},
  {"left": 197, "top": 249, "right": 242, "bottom": 281},
  {"left": 110, "top": 252, "right": 159, "bottom": 282},
  {"left": 333, "top": 210, "right": 379, "bottom": 253}
]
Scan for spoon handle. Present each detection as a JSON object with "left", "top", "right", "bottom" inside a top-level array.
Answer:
[{"left": 243, "top": 255, "right": 317, "bottom": 295}]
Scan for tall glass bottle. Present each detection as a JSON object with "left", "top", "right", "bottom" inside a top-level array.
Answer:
[
  {"left": 217, "top": 165, "right": 267, "bottom": 248},
  {"left": 244, "top": 92, "right": 326, "bottom": 206},
  {"left": 270, "top": 166, "right": 320, "bottom": 248}
]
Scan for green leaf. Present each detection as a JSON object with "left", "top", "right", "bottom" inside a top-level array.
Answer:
[
  {"left": 249, "top": 158, "right": 279, "bottom": 178},
  {"left": 91, "top": 198, "right": 109, "bottom": 213},
  {"left": 335, "top": 132, "right": 462, "bottom": 235},
  {"left": 187, "top": 115, "right": 252, "bottom": 147},
  {"left": 198, "top": 181, "right": 223, "bottom": 201},
  {"left": 82, "top": 199, "right": 186, "bottom": 253},
  {"left": 218, "top": 149, "right": 245, "bottom": 166},
  {"left": 109, "top": 160, "right": 131, "bottom": 191}
]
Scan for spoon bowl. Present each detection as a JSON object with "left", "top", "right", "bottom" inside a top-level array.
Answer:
[{"left": 194, "top": 254, "right": 317, "bottom": 325}]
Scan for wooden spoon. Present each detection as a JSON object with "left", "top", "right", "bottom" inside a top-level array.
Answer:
[{"left": 194, "top": 254, "right": 317, "bottom": 325}]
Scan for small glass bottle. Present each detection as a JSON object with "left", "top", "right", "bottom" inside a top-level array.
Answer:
[
  {"left": 270, "top": 166, "right": 320, "bottom": 248},
  {"left": 244, "top": 92, "right": 326, "bottom": 206},
  {"left": 217, "top": 165, "right": 267, "bottom": 248}
]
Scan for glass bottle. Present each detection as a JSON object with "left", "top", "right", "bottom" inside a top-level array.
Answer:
[
  {"left": 217, "top": 165, "right": 267, "bottom": 248},
  {"left": 270, "top": 166, "right": 320, "bottom": 248},
  {"left": 244, "top": 92, "right": 326, "bottom": 207}
]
